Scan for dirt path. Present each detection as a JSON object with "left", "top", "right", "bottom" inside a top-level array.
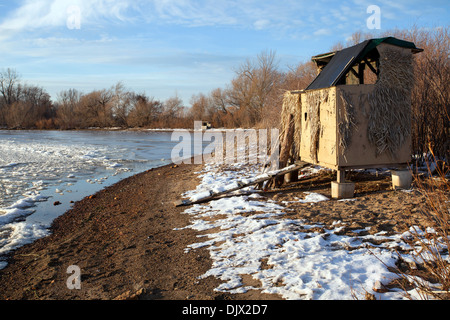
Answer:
[
  {"left": 0, "top": 163, "right": 282, "bottom": 300},
  {"left": 0, "top": 163, "right": 435, "bottom": 301}
]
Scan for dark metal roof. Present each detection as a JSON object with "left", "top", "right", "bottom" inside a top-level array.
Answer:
[
  {"left": 305, "top": 37, "right": 423, "bottom": 91},
  {"left": 306, "top": 40, "right": 369, "bottom": 91}
]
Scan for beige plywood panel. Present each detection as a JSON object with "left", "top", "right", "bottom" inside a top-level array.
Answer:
[
  {"left": 299, "top": 84, "right": 412, "bottom": 170},
  {"left": 336, "top": 85, "right": 411, "bottom": 168},
  {"left": 299, "top": 87, "right": 337, "bottom": 168},
  {"left": 316, "top": 87, "right": 337, "bottom": 167}
]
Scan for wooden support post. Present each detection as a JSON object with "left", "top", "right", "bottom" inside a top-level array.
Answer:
[
  {"left": 332, "top": 169, "right": 355, "bottom": 199},
  {"left": 358, "top": 63, "right": 365, "bottom": 84},
  {"left": 364, "top": 58, "right": 378, "bottom": 76},
  {"left": 290, "top": 170, "right": 299, "bottom": 182},
  {"left": 284, "top": 169, "right": 299, "bottom": 183},
  {"left": 337, "top": 170, "right": 345, "bottom": 183},
  {"left": 278, "top": 113, "right": 295, "bottom": 186}
]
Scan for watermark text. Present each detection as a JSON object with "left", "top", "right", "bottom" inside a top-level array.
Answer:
[
  {"left": 171, "top": 121, "right": 279, "bottom": 169},
  {"left": 67, "top": 5, "right": 81, "bottom": 30},
  {"left": 66, "top": 265, "right": 81, "bottom": 290},
  {"left": 367, "top": 5, "right": 381, "bottom": 30}
]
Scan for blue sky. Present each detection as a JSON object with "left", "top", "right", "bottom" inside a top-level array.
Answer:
[{"left": 0, "top": 0, "right": 448, "bottom": 105}]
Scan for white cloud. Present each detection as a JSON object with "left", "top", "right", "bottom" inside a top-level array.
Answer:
[
  {"left": 150, "top": 0, "right": 239, "bottom": 26},
  {"left": 0, "top": 0, "right": 72, "bottom": 32},
  {"left": 253, "top": 19, "right": 271, "bottom": 30},
  {"left": 0, "top": 0, "right": 137, "bottom": 37},
  {"left": 0, "top": 0, "right": 355, "bottom": 38},
  {"left": 313, "top": 28, "right": 331, "bottom": 36}
]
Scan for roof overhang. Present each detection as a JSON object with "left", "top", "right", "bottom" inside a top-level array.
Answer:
[{"left": 306, "top": 37, "right": 423, "bottom": 91}]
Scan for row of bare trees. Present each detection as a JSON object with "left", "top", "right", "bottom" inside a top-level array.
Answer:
[
  {"left": 52, "top": 83, "right": 189, "bottom": 129},
  {"left": 0, "top": 50, "right": 314, "bottom": 130},
  {"left": 0, "top": 26, "right": 448, "bottom": 161},
  {"left": 0, "top": 68, "right": 54, "bottom": 129},
  {"left": 407, "top": 27, "right": 450, "bottom": 163},
  {"left": 189, "top": 50, "right": 316, "bottom": 129},
  {"left": 0, "top": 73, "right": 188, "bottom": 130}
]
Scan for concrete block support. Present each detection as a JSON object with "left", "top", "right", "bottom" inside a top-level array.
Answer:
[
  {"left": 391, "top": 170, "right": 412, "bottom": 190},
  {"left": 331, "top": 181, "right": 355, "bottom": 199}
]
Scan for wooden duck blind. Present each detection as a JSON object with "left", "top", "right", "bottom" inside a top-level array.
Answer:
[{"left": 279, "top": 37, "right": 423, "bottom": 171}]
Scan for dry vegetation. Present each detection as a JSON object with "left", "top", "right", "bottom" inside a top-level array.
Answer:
[{"left": 394, "top": 155, "right": 450, "bottom": 300}]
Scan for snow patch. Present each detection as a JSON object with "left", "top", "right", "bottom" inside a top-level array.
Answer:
[{"left": 176, "top": 162, "right": 437, "bottom": 300}]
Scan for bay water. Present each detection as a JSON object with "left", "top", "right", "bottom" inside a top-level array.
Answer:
[{"left": 0, "top": 129, "right": 193, "bottom": 268}]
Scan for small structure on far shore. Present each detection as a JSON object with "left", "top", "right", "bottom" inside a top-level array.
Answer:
[
  {"left": 279, "top": 37, "right": 423, "bottom": 198},
  {"left": 201, "top": 121, "right": 212, "bottom": 131}
]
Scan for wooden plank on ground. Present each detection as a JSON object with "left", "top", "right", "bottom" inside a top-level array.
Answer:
[{"left": 174, "top": 162, "right": 311, "bottom": 207}]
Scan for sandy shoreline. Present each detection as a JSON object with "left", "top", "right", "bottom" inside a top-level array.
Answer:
[
  {"left": 0, "top": 162, "right": 282, "bottom": 300},
  {"left": 0, "top": 159, "right": 437, "bottom": 300}
]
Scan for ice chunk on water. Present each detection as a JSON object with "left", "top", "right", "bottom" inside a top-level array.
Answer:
[
  {"left": 0, "top": 222, "right": 50, "bottom": 259},
  {"left": 0, "top": 193, "right": 49, "bottom": 225}
]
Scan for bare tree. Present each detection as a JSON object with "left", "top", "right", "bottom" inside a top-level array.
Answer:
[
  {"left": 396, "top": 26, "right": 450, "bottom": 162},
  {"left": 161, "top": 94, "right": 184, "bottom": 127},
  {"left": 189, "top": 93, "right": 211, "bottom": 121},
  {"left": 0, "top": 68, "right": 20, "bottom": 106},
  {"left": 56, "top": 89, "right": 82, "bottom": 129},
  {"left": 283, "top": 61, "right": 316, "bottom": 90},
  {"left": 210, "top": 88, "right": 228, "bottom": 113},
  {"left": 96, "top": 88, "right": 114, "bottom": 127},
  {"left": 127, "top": 94, "right": 162, "bottom": 127},
  {"left": 111, "top": 82, "right": 133, "bottom": 127},
  {"left": 1, "top": 83, "right": 52, "bottom": 128},
  {"left": 226, "top": 50, "right": 281, "bottom": 127}
]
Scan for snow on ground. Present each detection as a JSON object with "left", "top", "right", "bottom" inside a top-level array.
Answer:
[{"left": 176, "top": 162, "right": 440, "bottom": 300}]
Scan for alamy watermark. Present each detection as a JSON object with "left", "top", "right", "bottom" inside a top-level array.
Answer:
[
  {"left": 66, "top": 265, "right": 81, "bottom": 290},
  {"left": 171, "top": 121, "right": 280, "bottom": 169},
  {"left": 367, "top": 5, "right": 381, "bottom": 30},
  {"left": 67, "top": 5, "right": 81, "bottom": 30}
]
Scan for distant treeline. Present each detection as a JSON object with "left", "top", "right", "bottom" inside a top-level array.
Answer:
[
  {"left": 0, "top": 49, "right": 313, "bottom": 131},
  {"left": 0, "top": 26, "right": 448, "bottom": 162}
]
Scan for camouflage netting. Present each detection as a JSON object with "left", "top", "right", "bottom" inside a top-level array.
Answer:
[
  {"left": 279, "top": 91, "right": 301, "bottom": 164},
  {"left": 338, "top": 89, "right": 357, "bottom": 159},
  {"left": 367, "top": 46, "right": 414, "bottom": 158},
  {"left": 304, "top": 89, "right": 328, "bottom": 162}
]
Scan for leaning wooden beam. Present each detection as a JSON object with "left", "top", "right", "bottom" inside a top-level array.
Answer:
[
  {"left": 174, "top": 162, "right": 310, "bottom": 207},
  {"left": 279, "top": 113, "right": 295, "bottom": 168},
  {"left": 364, "top": 58, "right": 378, "bottom": 75}
]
